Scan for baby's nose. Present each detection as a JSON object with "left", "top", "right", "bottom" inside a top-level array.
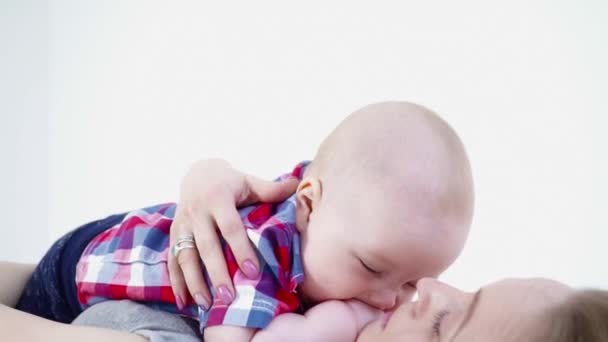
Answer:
[{"left": 368, "top": 291, "right": 398, "bottom": 310}]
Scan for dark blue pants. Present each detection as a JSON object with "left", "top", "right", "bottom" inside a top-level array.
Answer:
[{"left": 15, "top": 212, "right": 127, "bottom": 323}]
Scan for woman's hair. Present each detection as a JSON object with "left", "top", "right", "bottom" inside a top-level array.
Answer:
[{"left": 542, "top": 289, "right": 608, "bottom": 341}]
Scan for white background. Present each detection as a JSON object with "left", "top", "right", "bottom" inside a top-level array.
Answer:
[{"left": 1, "top": 0, "right": 607, "bottom": 291}]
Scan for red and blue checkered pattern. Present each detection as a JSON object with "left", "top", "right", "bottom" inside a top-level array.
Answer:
[{"left": 75, "top": 162, "right": 308, "bottom": 330}]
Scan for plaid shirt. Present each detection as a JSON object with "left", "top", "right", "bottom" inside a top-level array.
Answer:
[{"left": 75, "top": 162, "right": 308, "bottom": 330}]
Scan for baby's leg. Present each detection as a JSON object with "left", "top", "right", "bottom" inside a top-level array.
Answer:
[
  {"left": 16, "top": 212, "right": 128, "bottom": 323},
  {"left": 0, "top": 261, "right": 35, "bottom": 307}
]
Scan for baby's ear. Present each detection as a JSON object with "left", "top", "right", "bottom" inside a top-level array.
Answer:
[{"left": 295, "top": 177, "right": 322, "bottom": 223}]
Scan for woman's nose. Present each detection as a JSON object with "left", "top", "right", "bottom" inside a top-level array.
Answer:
[
  {"left": 414, "top": 278, "right": 464, "bottom": 317},
  {"left": 416, "top": 277, "right": 440, "bottom": 290},
  {"left": 398, "top": 282, "right": 417, "bottom": 303}
]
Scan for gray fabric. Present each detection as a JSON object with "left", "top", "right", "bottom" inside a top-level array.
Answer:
[{"left": 72, "top": 300, "right": 202, "bottom": 342}]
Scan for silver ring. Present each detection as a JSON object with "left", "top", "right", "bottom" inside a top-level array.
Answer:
[
  {"left": 176, "top": 233, "right": 195, "bottom": 244},
  {"left": 171, "top": 234, "right": 196, "bottom": 258}
]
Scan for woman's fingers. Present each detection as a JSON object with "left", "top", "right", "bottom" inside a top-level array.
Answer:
[
  {"left": 194, "top": 218, "right": 235, "bottom": 305},
  {"left": 242, "top": 176, "right": 299, "bottom": 206},
  {"left": 167, "top": 248, "right": 188, "bottom": 309},
  {"left": 167, "top": 211, "right": 191, "bottom": 310},
  {"left": 216, "top": 176, "right": 297, "bottom": 277},
  {"left": 168, "top": 209, "right": 213, "bottom": 310},
  {"left": 212, "top": 198, "right": 260, "bottom": 279},
  {"left": 167, "top": 159, "right": 300, "bottom": 311},
  {"left": 176, "top": 247, "right": 212, "bottom": 310},
  {"left": 168, "top": 214, "right": 212, "bottom": 310}
]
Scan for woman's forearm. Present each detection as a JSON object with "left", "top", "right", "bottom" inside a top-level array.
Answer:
[
  {"left": 1, "top": 262, "right": 147, "bottom": 341},
  {"left": 0, "top": 304, "right": 148, "bottom": 342},
  {"left": 0, "top": 261, "right": 35, "bottom": 307}
]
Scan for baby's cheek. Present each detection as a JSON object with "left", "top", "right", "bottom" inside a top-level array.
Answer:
[
  {"left": 306, "top": 266, "right": 362, "bottom": 301},
  {"left": 299, "top": 258, "right": 341, "bottom": 302},
  {"left": 326, "top": 270, "right": 367, "bottom": 299}
]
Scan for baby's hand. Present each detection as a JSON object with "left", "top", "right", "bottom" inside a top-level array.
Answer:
[
  {"left": 252, "top": 300, "right": 382, "bottom": 342},
  {"left": 343, "top": 299, "right": 384, "bottom": 332}
]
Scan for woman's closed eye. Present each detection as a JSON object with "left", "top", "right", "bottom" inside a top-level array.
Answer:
[{"left": 432, "top": 309, "right": 450, "bottom": 337}]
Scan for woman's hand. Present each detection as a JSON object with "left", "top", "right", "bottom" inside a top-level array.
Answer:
[{"left": 168, "top": 159, "right": 299, "bottom": 310}]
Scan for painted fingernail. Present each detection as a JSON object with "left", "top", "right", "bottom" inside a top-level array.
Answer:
[
  {"left": 243, "top": 259, "right": 259, "bottom": 279},
  {"left": 193, "top": 293, "right": 210, "bottom": 311},
  {"left": 217, "top": 285, "right": 234, "bottom": 304},
  {"left": 176, "top": 295, "right": 185, "bottom": 310}
]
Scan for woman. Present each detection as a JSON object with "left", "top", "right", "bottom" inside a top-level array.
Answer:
[
  {"left": 357, "top": 277, "right": 597, "bottom": 341},
  {"left": 2, "top": 160, "right": 607, "bottom": 341},
  {"left": 2, "top": 264, "right": 607, "bottom": 341},
  {"left": 166, "top": 159, "right": 608, "bottom": 341}
]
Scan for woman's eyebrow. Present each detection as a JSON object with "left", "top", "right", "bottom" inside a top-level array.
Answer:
[{"left": 448, "top": 288, "right": 483, "bottom": 342}]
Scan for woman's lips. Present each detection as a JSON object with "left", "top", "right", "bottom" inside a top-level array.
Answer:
[
  {"left": 382, "top": 310, "right": 395, "bottom": 328},
  {"left": 382, "top": 301, "right": 418, "bottom": 329}
]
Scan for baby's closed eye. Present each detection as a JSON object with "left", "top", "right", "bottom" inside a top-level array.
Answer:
[{"left": 357, "top": 257, "right": 382, "bottom": 276}]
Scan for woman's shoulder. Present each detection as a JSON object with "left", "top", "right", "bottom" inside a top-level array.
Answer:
[{"left": 73, "top": 299, "right": 202, "bottom": 342}]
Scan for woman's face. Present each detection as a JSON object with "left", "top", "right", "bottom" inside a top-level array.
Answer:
[{"left": 357, "top": 277, "right": 571, "bottom": 342}]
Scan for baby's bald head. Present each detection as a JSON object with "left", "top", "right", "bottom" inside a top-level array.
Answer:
[
  {"left": 294, "top": 102, "right": 474, "bottom": 308},
  {"left": 307, "top": 101, "right": 474, "bottom": 255}
]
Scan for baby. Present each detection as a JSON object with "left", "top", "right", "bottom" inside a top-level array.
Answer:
[{"left": 16, "top": 101, "right": 474, "bottom": 341}]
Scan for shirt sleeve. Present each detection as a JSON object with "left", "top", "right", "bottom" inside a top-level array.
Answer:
[
  {"left": 200, "top": 216, "right": 304, "bottom": 330},
  {"left": 201, "top": 279, "right": 298, "bottom": 329},
  {"left": 72, "top": 300, "right": 202, "bottom": 342}
]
